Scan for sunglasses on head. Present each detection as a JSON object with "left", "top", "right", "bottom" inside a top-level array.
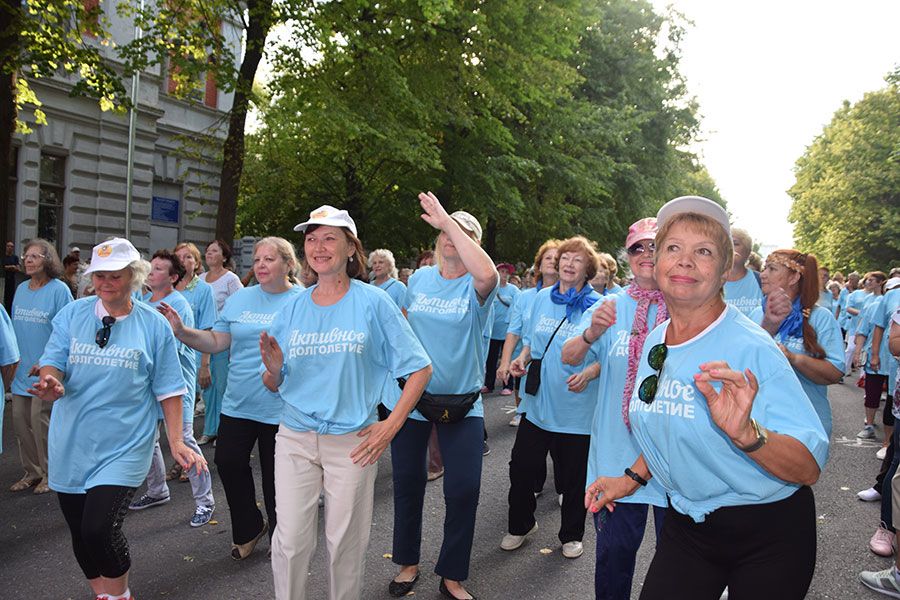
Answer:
[
  {"left": 627, "top": 241, "right": 655, "bottom": 256},
  {"left": 95, "top": 316, "right": 116, "bottom": 349},
  {"left": 637, "top": 343, "right": 668, "bottom": 404}
]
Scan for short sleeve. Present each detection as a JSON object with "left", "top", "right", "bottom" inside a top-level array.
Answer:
[
  {"left": 150, "top": 318, "right": 190, "bottom": 400},
  {"left": 227, "top": 272, "right": 244, "bottom": 296},
  {"left": 39, "top": 304, "right": 73, "bottom": 371},
  {"left": 213, "top": 292, "right": 237, "bottom": 334},
  {"left": 196, "top": 286, "right": 217, "bottom": 330},
  {"left": 375, "top": 296, "right": 431, "bottom": 378},
  {"left": 812, "top": 308, "right": 844, "bottom": 372},
  {"left": 0, "top": 306, "right": 19, "bottom": 366},
  {"left": 507, "top": 293, "right": 528, "bottom": 337}
]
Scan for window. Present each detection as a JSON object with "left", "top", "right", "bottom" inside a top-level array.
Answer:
[{"left": 38, "top": 153, "right": 65, "bottom": 250}]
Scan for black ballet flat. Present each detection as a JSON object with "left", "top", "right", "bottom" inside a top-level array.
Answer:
[
  {"left": 439, "top": 578, "right": 476, "bottom": 600},
  {"left": 388, "top": 572, "right": 419, "bottom": 597}
]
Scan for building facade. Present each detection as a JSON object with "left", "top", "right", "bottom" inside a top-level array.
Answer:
[{"left": 7, "top": 3, "right": 242, "bottom": 263}]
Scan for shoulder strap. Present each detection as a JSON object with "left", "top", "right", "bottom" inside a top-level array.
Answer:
[{"left": 541, "top": 317, "right": 567, "bottom": 356}]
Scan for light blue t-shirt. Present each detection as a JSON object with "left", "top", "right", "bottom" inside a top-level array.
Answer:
[
  {"left": 272, "top": 280, "right": 431, "bottom": 435},
  {"left": 398, "top": 265, "right": 498, "bottom": 421},
  {"left": 837, "top": 287, "right": 850, "bottom": 328},
  {"left": 490, "top": 283, "right": 521, "bottom": 340},
  {"left": 575, "top": 293, "right": 666, "bottom": 506},
  {"left": 375, "top": 278, "right": 407, "bottom": 309},
  {"left": 522, "top": 287, "right": 600, "bottom": 435},
  {"left": 818, "top": 290, "right": 834, "bottom": 315},
  {"left": 0, "top": 305, "right": 20, "bottom": 454},
  {"left": 857, "top": 295, "right": 891, "bottom": 377},
  {"left": 723, "top": 270, "right": 763, "bottom": 317},
  {"left": 875, "top": 289, "right": 900, "bottom": 396},
  {"left": 40, "top": 298, "right": 186, "bottom": 493},
  {"left": 508, "top": 287, "right": 538, "bottom": 414},
  {"left": 629, "top": 305, "right": 829, "bottom": 523},
  {"left": 213, "top": 284, "right": 303, "bottom": 425},
  {"left": 10, "top": 278, "right": 73, "bottom": 395},
  {"left": 179, "top": 276, "right": 217, "bottom": 330},
  {"left": 846, "top": 289, "right": 870, "bottom": 335},
  {"left": 749, "top": 305, "right": 843, "bottom": 438},
  {"left": 143, "top": 289, "right": 196, "bottom": 420}
]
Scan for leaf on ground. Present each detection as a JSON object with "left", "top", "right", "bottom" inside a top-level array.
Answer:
[
  {"left": 382, "top": 553, "right": 393, "bottom": 559},
  {"left": 539, "top": 548, "right": 553, "bottom": 554},
  {"left": 840, "top": 487, "right": 849, "bottom": 491},
  {"left": 209, "top": 520, "right": 219, "bottom": 525},
  {"left": 183, "top": 555, "right": 195, "bottom": 562}
]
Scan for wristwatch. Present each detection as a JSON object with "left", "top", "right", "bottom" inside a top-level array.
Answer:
[{"left": 737, "top": 418, "right": 768, "bottom": 453}]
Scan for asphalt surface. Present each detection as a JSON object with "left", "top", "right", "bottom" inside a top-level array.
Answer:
[{"left": 0, "top": 375, "right": 895, "bottom": 599}]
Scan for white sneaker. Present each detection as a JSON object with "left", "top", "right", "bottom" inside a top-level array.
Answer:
[
  {"left": 509, "top": 414, "right": 521, "bottom": 427},
  {"left": 878, "top": 446, "right": 888, "bottom": 460},
  {"left": 859, "top": 487, "right": 883, "bottom": 502},
  {"left": 859, "top": 566, "right": 900, "bottom": 599},
  {"left": 501, "top": 523, "right": 538, "bottom": 551},
  {"left": 561, "top": 541, "right": 583, "bottom": 559},
  {"left": 858, "top": 425, "right": 877, "bottom": 439}
]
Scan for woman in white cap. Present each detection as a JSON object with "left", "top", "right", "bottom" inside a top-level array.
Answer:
[
  {"left": 586, "top": 197, "right": 828, "bottom": 599},
  {"left": 159, "top": 237, "right": 301, "bottom": 561},
  {"left": 30, "top": 238, "right": 206, "bottom": 600},
  {"left": 9, "top": 238, "right": 72, "bottom": 495},
  {"left": 561, "top": 217, "right": 670, "bottom": 600},
  {"left": 369, "top": 248, "right": 407, "bottom": 308},
  {"left": 258, "top": 205, "right": 432, "bottom": 600},
  {"left": 385, "top": 192, "right": 498, "bottom": 600}
]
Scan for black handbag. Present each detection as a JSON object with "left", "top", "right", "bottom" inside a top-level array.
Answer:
[
  {"left": 397, "top": 378, "right": 480, "bottom": 424},
  {"left": 524, "top": 317, "right": 566, "bottom": 396}
]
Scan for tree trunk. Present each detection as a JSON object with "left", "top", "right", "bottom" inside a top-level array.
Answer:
[
  {"left": 0, "top": 0, "right": 23, "bottom": 245},
  {"left": 213, "top": 0, "right": 273, "bottom": 245}
]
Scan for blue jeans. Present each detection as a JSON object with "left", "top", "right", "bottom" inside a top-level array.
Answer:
[
  {"left": 595, "top": 502, "right": 666, "bottom": 600},
  {"left": 881, "top": 425, "right": 900, "bottom": 529},
  {"left": 390, "top": 415, "right": 484, "bottom": 581}
]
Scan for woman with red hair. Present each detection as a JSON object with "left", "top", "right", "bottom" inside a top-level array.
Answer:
[{"left": 749, "top": 250, "right": 843, "bottom": 438}]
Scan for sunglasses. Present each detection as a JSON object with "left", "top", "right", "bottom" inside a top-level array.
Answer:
[
  {"left": 95, "top": 316, "right": 116, "bottom": 349},
  {"left": 627, "top": 241, "right": 655, "bottom": 256},
  {"left": 637, "top": 343, "right": 668, "bottom": 404}
]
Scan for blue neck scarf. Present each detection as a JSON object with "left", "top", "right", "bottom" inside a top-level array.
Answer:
[
  {"left": 761, "top": 295, "right": 804, "bottom": 339},
  {"left": 550, "top": 281, "right": 598, "bottom": 321}
]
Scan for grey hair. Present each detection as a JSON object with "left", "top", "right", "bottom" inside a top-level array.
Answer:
[
  {"left": 127, "top": 259, "right": 151, "bottom": 293},
  {"left": 23, "top": 238, "right": 64, "bottom": 279},
  {"left": 368, "top": 248, "right": 398, "bottom": 279}
]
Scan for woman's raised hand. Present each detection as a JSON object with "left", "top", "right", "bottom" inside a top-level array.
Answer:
[
  {"left": 259, "top": 332, "right": 284, "bottom": 378},
  {"left": 157, "top": 302, "right": 185, "bottom": 337},
  {"left": 694, "top": 361, "right": 759, "bottom": 448},
  {"left": 418, "top": 191, "right": 453, "bottom": 232},
  {"left": 28, "top": 373, "right": 65, "bottom": 402}
]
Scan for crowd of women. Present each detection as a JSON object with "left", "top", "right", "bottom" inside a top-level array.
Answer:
[{"left": 0, "top": 191, "right": 897, "bottom": 600}]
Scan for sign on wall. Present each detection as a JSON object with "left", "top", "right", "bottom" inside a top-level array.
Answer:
[{"left": 151, "top": 196, "right": 180, "bottom": 224}]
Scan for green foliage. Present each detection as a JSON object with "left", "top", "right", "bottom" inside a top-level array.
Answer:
[
  {"left": 788, "top": 76, "right": 900, "bottom": 273},
  {"left": 238, "top": 0, "right": 725, "bottom": 264}
]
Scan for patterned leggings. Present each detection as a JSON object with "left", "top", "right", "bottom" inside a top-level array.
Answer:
[{"left": 58, "top": 485, "right": 137, "bottom": 579}]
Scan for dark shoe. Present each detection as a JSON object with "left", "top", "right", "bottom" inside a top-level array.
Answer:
[
  {"left": 440, "top": 578, "right": 476, "bottom": 600},
  {"left": 388, "top": 572, "right": 419, "bottom": 597}
]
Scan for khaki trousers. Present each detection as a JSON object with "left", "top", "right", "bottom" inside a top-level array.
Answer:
[
  {"left": 271, "top": 426, "right": 377, "bottom": 600},
  {"left": 12, "top": 394, "right": 52, "bottom": 480}
]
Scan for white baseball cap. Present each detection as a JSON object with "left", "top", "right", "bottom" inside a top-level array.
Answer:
[
  {"left": 656, "top": 196, "right": 731, "bottom": 238},
  {"left": 70, "top": 246, "right": 81, "bottom": 253},
  {"left": 450, "top": 210, "right": 483, "bottom": 243},
  {"left": 886, "top": 277, "right": 900, "bottom": 291},
  {"left": 293, "top": 205, "right": 357, "bottom": 237},
  {"left": 84, "top": 238, "right": 142, "bottom": 274}
]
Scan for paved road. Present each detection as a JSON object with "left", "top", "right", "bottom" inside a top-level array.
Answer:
[{"left": 0, "top": 376, "right": 894, "bottom": 599}]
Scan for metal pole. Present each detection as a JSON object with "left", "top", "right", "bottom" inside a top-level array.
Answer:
[{"left": 124, "top": 0, "right": 145, "bottom": 239}]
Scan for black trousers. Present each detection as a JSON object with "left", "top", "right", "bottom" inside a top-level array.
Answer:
[
  {"left": 508, "top": 417, "right": 590, "bottom": 543},
  {"left": 215, "top": 414, "right": 278, "bottom": 544},
  {"left": 640, "top": 486, "right": 816, "bottom": 600},
  {"left": 483, "top": 338, "right": 512, "bottom": 391},
  {"left": 58, "top": 485, "right": 137, "bottom": 580}
]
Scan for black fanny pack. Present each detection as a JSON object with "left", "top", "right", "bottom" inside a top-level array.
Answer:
[
  {"left": 398, "top": 378, "right": 480, "bottom": 424},
  {"left": 524, "top": 317, "right": 566, "bottom": 396}
]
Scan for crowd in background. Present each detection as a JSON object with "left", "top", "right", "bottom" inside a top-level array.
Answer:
[{"left": 0, "top": 194, "right": 898, "bottom": 600}]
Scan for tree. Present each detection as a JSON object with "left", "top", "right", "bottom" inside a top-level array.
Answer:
[{"left": 788, "top": 73, "right": 899, "bottom": 272}]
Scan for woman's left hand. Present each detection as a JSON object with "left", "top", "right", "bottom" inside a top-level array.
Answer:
[
  {"left": 418, "top": 191, "right": 453, "bottom": 232},
  {"left": 352, "top": 420, "right": 398, "bottom": 467},
  {"left": 567, "top": 370, "right": 590, "bottom": 393},
  {"left": 694, "top": 361, "right": 760, "bottom": 448},
  {"left": 170, "top": 440, "right": 208, "bottom": 475}
]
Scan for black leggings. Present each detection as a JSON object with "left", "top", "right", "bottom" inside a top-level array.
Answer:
[
  {"left": 58, "top": 485, "right": 137, "bottom": 580},
  {"left": 640, "top": 486, "right": 816, "bottom": 600}
]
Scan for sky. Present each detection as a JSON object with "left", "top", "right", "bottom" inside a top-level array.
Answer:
[{"left": 649, "top": 0, "right": 900, "bottom": 252}]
